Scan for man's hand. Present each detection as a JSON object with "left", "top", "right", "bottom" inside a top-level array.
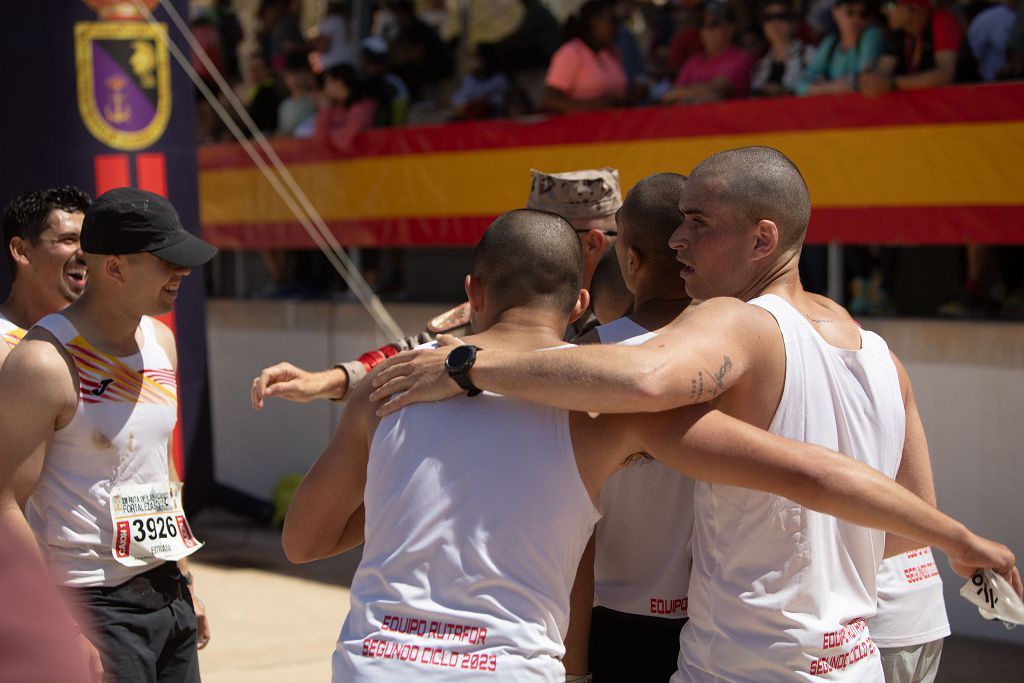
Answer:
[
  {"left": 251, "top": 362, "right": 346, "bottom": 409},
  {"left": 948, "top": 532, "right": 1022, "bottom": 598},
  {"left": 193, "top": 594, "right": 211, "bottom": 649},
  {"left": 369, "top": 335, "right": 464, "bottom": 416},
  {"left": 79, "top": 632, "right": 103, "bottom": 682}
]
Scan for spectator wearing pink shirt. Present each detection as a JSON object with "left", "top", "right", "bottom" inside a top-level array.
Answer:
[
  {"left": 543, "top": 0, "right": 628, "bottom": 113},
  {"left": 663, "top": 0, "right": 754, "bottom": 104},
  {"left": 314, "top": 63, "right": 378, "bottom": 153}
]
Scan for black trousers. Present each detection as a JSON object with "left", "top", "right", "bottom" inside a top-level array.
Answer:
[
  {"left": 588, "top": 606, "right": 687, "bottom": 682},
  {"left": 78, "top": 562, "right": 200, "bottom": 683}
]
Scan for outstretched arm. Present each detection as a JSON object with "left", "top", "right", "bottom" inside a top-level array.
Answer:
[
  {"left": 282, "top": 373, "right": 377, "bottom": 563},
  {"left": 251, "top": 362, "right": 350, "bottom": 408},
  {"left": 371, "top": 298, "right": 769, "bottom": 416},
  {"left": 587, "top": 407, "right": 1020, "bottom": 594},
  {"left": 884, "top": 352, "right": 940, "bottom": 557}
]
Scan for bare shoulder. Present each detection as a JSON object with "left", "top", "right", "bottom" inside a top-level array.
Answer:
[
  {"left": 807, "top": 293, "right": 852, "bottom": 318},
  {"left": 662, "top": 296, "right": 780, "bottom": 339},
  {"left": 148, "top": 317, "right": 178, "bottom": 367},
  {"left": 0, "top": 332, "right": 77, "bottom": 399},
  {"left": 888, "top": 349, "right": 911, "bottom": 403}
]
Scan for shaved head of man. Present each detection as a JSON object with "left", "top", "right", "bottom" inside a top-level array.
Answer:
[
  {"left": 672, "top": 146, "right": 811, "bottom": 301},
  {"left": 471, "top": 209, "right": 584, "bottom": 323},
  {"left": 616, "top": 172, "right": 689, "bottom": 296}
]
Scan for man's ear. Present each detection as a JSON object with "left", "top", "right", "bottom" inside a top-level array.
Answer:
[
  {"left": 627, "top": 246, "right": 642, "bottom": 275},
  {"left": 8, "top": 237, "right": 29, "bottom": 269},
  {"left": 105, "top": 255, "right": 128, "bottom": 285},
  {"left": 569, "top": 288, "right": 592, "bottom": 324},
  {"left": 752, "top": 220, "right": 780, "bottom": 262},
  {"left": 584, "top": 229, "right": 606, "bottom": 256},
  {"left": 465, "top": 273, "right": 484, "bottom": 313}
]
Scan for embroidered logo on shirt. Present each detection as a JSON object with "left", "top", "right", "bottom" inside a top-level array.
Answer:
[{"left": 91, "top": 378, "right": 115, "bottom": 396}]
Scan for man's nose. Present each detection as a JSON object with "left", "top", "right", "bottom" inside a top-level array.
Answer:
[{"left": 668, "top": 225, "right": 689, "bottom": 250}]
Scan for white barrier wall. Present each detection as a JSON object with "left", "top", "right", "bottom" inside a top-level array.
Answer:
[
  {"left": 207, "top": 301, "right": 1024, "bottom": 644},
  {"left": 864, "top": 320, "right": 1024, "bottom": 646},
  {"left": 206, "top": 300, "right": 439, "bottom": 503}
]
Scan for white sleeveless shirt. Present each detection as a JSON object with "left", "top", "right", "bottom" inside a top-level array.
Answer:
[
  {"left": 869, "top": 548, "right": 950, "bottom": 648},
  {"left": 674, "top": 294, "right": 905, "bottom": 683},
  {"left": 25, "top": 314, "right": 182, "bottom": 587},
  {"left": 0, "top": 311, "right": 27, "bottom": 350},
  {"left": 334, "top": 385, "right": 601, "bottom": 681},
  {"left": 594, "top": 317, "right": 695, "bottom": 619}
]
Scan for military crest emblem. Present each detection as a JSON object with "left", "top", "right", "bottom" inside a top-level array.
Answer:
[{"left": 75, "top": 2, "right": 170, "bottom": 151}]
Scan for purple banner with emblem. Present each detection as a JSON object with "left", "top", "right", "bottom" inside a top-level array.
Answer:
[{"left": 0, "top": 0, "right": 215, "bottom": 513}]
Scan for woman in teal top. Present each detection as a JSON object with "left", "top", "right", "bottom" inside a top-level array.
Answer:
[{"left": 797, "top": 0, "right": 883, "bottom": 95}]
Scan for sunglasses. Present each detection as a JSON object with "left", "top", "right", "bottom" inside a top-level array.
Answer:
[
  {"left": 573, "top": 228, "right": 618, "bottom": 237},
  {"left": 843, "top": 7, "right": 868, "bottom": 17},
  {"left": 763, "top": 11, "right": 792, "bottom": 21}
]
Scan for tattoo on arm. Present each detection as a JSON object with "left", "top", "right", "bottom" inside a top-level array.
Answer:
[{"left": 689, "top": 355, "right": 733, "bottom": 400}]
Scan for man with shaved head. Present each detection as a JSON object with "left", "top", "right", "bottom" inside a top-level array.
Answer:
[
  {"left": 572, "top": 172, "right": 696, "bottom": 682},
  {"left": 369, "top": 147, "right": 1022, "bottom": 681}
]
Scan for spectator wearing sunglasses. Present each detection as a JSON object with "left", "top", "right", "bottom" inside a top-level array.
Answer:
[
  {"left": 752, "top": 0, "right": 810, "bottom": 96},
  {"left": 859, "top": 0, "right": 963, "bottom": 97},
  {"left": 662, "top": 0, "right": 754, "bottom": 104},
  {"left": 796, "top": 0, "right": 883, "bottom": 95}
]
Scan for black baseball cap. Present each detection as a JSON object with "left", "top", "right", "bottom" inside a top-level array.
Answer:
[{"left": 82, "top": 188, "right": 218, "bottom": 267}]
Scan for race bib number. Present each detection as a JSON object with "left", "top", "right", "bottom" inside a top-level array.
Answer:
[{"left": 109, "top": 482, "right": 202, "bottom": 566}]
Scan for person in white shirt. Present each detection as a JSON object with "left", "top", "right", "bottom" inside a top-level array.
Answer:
[
  {"left": 289, "top": 205, "right": 1018, "bottom": 683},
  {"left": 369, "top": 147, "right": 1023, "bottom": 682},
  {"left": 316, "top": 0, "right": 357, "bottom": 70},
  {"left": 568, "top": 172, "right": 696, "bottom": 682},
  {"left": 0, "top": 188, "right": 216, "bottom": 682}
]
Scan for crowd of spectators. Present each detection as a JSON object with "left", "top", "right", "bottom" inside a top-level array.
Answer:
[
  {"left": 190, "top": 0, "right": 1024, "bottom": 144},
  {"left": 192, "top": 0, "right": 1024, "bottom": 314}
]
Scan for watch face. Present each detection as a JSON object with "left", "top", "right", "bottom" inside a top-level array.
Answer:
[{"left": 445, "top": 344, "right": 474, "bottom": 371}]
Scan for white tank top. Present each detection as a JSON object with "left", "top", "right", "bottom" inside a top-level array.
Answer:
[
  {"left": 869, "top": 548, "right": 950, "bottom": 648},
  {"left": 0, "top": 311, "right": 27, "bottom": 350},
  {"left": 674, "top": 294, "right": 905, "bottom": 683},
  {"left": 334, "top": 382, "right": 601, "bottom": 682},
  {"left": 594, "top": 317, "right": 695, "bottom": 619},
  {"left": 25, "top": 314, "right": 180, "bottom": 587}
]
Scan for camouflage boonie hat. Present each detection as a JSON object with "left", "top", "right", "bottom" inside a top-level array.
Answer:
[{"left": 526, "top": 167, "right": 622, "bottom": 220}]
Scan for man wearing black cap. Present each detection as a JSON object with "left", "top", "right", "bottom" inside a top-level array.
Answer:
[{"left": 0, "top": 188, "right": 217, "bottom": 682}]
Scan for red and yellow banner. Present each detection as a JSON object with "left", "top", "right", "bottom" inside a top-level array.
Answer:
[{"left": 199, "top": 83, "right": 1024, "bottom": 248}]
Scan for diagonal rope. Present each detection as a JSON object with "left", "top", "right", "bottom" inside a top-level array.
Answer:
[{"left": 131, "top": 0, "right": 404, "bottom": 340}]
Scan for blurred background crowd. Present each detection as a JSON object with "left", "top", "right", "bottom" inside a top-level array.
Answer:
[{"left": 191, "top": 0, "right": 1024, "bottom": 319}]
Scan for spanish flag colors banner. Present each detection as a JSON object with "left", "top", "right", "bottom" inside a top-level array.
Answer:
[{"left": 199, "top": 83, "right": 1024, "bottom": 249}]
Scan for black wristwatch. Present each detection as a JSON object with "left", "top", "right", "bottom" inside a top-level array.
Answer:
[{"left": 445, "top": 345, "right": 482, "bottom": 397}]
